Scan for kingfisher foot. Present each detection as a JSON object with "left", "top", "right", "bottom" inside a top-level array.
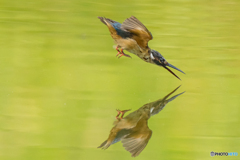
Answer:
[
  {"left": 119, "top": 49, "right": 131, "bottom": 58},
  {"left": 116, "top": 52, "right": 121, "bottom": 57},
  {"left": 116, "top": 109, "right": 121, "bottom": 119},
  {"left": 116, "top": 109, "right": 131, "bottom": 119},
  {"left": 117, "top": 52, "right": 131, "bottom": 59},
  {"left": 115, "top": 47, "right": 131, "bottom": 58}
]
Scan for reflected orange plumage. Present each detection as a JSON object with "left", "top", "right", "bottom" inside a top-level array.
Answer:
[{"left": 98, "top": 86, "right": 185, "bottom": 157}]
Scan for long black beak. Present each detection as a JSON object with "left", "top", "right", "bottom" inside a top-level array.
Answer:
[
  {"left": 163, "top": 85, "right": 185, "bottom": 103},
  {"left": 167, "top": 91, "right": 185, "bottom": 102},
  {"left": 163, "top": 63, "right": 185, "bottom": 80}
]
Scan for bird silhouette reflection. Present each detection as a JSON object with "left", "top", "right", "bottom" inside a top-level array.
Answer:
[{"left": 98, "top": 86, "right": 185, "bottom": 157}]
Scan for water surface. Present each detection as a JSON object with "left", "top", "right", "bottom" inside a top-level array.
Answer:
[{"left": 0, "top": 0, "right": 239, "bottom": 160}]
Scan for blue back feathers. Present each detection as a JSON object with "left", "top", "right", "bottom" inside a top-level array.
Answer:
[{"left": 111, "top": 22, "right": 132, "bottom": 38}]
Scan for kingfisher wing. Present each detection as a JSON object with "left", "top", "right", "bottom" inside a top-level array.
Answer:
[
  {"left": 98, "top": 16, "right": 132, "bottom": 39},
  {"left": 98, "top": 17, "right": 119, "bottom": 25},
  {"left": 121, "top": 127, "right": 152, "bottom": 157},
  {"left": 121, "top": 16, "right": 153, "bottom": 49}
]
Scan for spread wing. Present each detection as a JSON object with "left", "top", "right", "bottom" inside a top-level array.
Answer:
[
  {"left": 121, "top": 16, "right": 153, "bottom": 49},
  {"left": 121, "top": 124, "right": 152, "bottom": 157}
]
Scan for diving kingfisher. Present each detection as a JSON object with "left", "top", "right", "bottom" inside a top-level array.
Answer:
[{"left": 98, "top": 16, "right": 185, "bottom": 80}]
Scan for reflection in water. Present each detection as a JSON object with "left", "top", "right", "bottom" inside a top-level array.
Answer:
[{"left": 98, "top": 86, "right": 185, "bottom": 157}]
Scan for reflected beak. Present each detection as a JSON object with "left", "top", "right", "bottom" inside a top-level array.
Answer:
[
  {"left": 167, "top": 91, "right": 185, "bottom": 102},
  {"left": 163, "top": 63, "right": 185, "bottom": 80}
]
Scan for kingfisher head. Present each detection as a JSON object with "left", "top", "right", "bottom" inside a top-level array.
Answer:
[{"left": 150, "top": 50, "right": 185, "bottom": 80}]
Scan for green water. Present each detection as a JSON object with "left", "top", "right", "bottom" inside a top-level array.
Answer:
[{"left": 0, "top": 0, "right": 239, "bottom": 160}]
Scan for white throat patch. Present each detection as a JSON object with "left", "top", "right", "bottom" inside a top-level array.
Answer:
[
  {"left": 150, "top": 53, "right": 155, "bottom": 60},
  {"left": 150, "top": 107, "right": 154, "bottom": 113}
]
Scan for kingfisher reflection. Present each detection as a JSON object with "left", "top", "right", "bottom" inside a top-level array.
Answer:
[{"left": 98, "top": 86, "right": 185, "bottom": 157}]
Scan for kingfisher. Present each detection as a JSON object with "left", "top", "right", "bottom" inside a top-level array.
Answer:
[
  {"left": 98, "top": 86, "right": 185, "bottom": 157},
  {"left": 98, "top": 16, "right": 185, "bottom": 80}
]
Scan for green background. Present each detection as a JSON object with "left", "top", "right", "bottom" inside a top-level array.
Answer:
[{"left": 0, "top": 0, "right": 239, "bottom": 159}]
